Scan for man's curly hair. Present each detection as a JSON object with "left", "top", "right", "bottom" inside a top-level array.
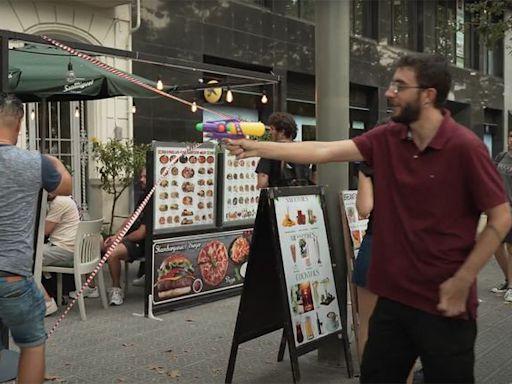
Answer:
[{"left": 268, "top": 112, "right": 297, "bottom": 140}]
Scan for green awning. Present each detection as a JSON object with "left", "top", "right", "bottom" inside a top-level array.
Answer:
[{"left": 8, "top": 43, "right": 164, "bottom": 102}]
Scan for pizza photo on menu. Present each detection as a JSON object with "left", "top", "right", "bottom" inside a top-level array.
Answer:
[
  {"left": 197, "top": 240, "right": 229, "bottom": 286},
  {"left": 229, "top": 236, "right": 250, "bottom": 265}
]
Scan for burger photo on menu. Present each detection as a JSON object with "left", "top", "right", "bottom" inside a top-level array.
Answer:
[{"left": 155, "top": 255, "right": 195, "bottom": 300}]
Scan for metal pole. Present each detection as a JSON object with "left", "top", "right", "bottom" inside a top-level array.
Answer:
[
  {"left": 504, "top": 9, "right": 512, "bottom": 145},
  {"left": 0, "top": 35, "right": 8, "bottom": 350},
  {"left": 315, "top": 0, "right": 351, "bottom": 366},
  {"left": 0, "top": 35, "right": 8, "bottom": 93},
  {"left": 40, "top": 98, "right": 48, "bottom": 153}
]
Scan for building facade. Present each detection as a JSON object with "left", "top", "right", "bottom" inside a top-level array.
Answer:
[
  {"left": 0, "top": 0, "right": 134, "bottom": 223},
  {"left": 1, "top": 0, "right": 509, "bottom": 220},
  {"left": 132, "top": 0, "right": 508, "bottom": 161}
]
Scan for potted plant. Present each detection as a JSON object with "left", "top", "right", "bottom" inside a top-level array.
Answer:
[{"left": 90, "top": 137, "right": 149, "bottom": 235}]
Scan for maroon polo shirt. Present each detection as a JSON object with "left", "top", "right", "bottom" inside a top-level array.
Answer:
[{"left": 353, "top": 110, "right": 507, "bottom": 319}]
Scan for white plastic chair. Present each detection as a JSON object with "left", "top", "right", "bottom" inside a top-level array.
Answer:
[{"left": 42, "top": 218, "right": 108, "bottom": 320}]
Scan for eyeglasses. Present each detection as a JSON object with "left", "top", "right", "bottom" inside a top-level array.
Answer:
[{"left": 388, "top": 81, "right": 428, "bottom": 94}]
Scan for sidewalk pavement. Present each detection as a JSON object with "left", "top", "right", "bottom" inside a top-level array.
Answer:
[{"left": 6, "top": 258, "right": 512, "bottom": 383}]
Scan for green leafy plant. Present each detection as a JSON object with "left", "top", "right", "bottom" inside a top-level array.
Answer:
[
  {"left": 90, "top": 137, "right": 149, "bottom": 235},
  {"left": 465, "top": 0, "right": 512, "bottom": 48}
]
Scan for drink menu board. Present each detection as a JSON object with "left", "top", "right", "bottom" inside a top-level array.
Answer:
[
  {"left": 273, "top": 194, "right": 342, "bottom": 348},
  {"left": 341, "top": 190, "right": 369, "bottom": 253},
  {"left": 153, "top": 143, "right": 217, "bottom": 232},
  {"left": 222, "top": 154, "right": 260, "bottom": 224}
]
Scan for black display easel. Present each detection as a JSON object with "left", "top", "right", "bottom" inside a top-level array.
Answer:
[{"left": 225, "top": 186, "right": 352, "bottom": 383}]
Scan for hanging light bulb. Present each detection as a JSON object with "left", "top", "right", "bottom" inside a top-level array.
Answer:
[
  {"left": 131, "top": 103, "right": 137, "bottom": 114},
  {"left": 74, "top": 106, "right": 80, "bottom": 118},
  {"left": 261, "top": 91, "right": 268, "bottom": 104},
  {"left": 226, "top": 88, "right": 233, "bottom": 103},
  {"left": 30, "top": 109, "right": 35, "bottom": 121},
  {"left": 156, "top": 77, "right": 164, "bottom": 90},
  {"left": 191, "top": 100, "right": 198, "bottom": 113},
  {"left": 66, "top": 59, "right": 76, "bottom": 83}
]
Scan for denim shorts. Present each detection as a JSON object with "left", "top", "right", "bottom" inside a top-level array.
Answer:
[
  {"left": 352, "top": 233, "right": 373, "bottom": 288},
  {"left": 0, "top": 276, "right": 47, "bottom": 348}
]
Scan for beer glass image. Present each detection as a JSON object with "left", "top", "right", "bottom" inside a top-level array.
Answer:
[
  {"left": 305, "top": 315, "right": 314, "bottom": 340},
  {"left": 290, "top": 242, "right": 297, "bottom": 264},
  {"left": 295, "top": 320, "right": 304, "bottom": 344},
  {"left": 300, "top": 281, "right": 314, "bottom": 313}
]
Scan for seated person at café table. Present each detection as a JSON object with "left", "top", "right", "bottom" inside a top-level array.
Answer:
[
  {"left": 104, "top": 167, "right": 147, "bottom": 306},
  {"left": 42, "top": 193, "right": 80, "bottom": 316}
]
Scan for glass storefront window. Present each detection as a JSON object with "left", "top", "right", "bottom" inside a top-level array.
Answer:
[
  {"left": 390, "top": 0, "right": 409, "bottom": 47},
  {"left": 435, "top": 0, "right": 457, "bottom": 64},
  {"left": 351, "top": 0, "right": 364, "bottom": 36},
  {"left": 279, "top": 0, "right": 315, "bottom": 22}
]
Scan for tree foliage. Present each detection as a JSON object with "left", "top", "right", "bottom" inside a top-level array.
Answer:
[
  {"left": 466, "top": 0, "right": 512, "bottom": 47},
  {"left": 91, "top": 137, "right": 149, "bottom": 235}
]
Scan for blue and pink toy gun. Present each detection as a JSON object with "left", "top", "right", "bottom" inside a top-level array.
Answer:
[{"left": 195, "top": 119, "right": 265, "bottom": 139}]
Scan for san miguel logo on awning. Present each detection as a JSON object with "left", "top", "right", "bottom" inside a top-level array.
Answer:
[{"left": 63, "top": 80, "right": 95, "bottom": 93}]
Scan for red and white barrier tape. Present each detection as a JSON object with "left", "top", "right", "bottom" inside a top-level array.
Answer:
[
  {"left": 47, "top": 143, "right": 201, "bottom": 337},
  {"left": 39, "top": 35, "right": 237, "bottom": 336}
]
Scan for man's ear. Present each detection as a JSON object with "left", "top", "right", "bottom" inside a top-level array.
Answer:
[
  {"left": 424, "top": 88, "right": 438, "bottom": 106},
  {"left": 15, "top": 118, "right": 22, "bottom": 136}
]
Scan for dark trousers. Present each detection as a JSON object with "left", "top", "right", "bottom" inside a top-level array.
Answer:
[{"left": 360, "top": 297, "right": 476, "bottom": 384}]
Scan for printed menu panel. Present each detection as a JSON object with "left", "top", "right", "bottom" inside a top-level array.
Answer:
[
  {"left": 153, "top": 145, "right": 216, "bottom": 232},
  {"left": 151, "top": 229, "right": 252, "bottom": 306},
  {"left": 274, "top": 194, "right": 342, "bottom": 348},
  {"left": 341, "top": 190, "right": 369, "bottom": 254},
  {"left": 222, "top": 154, "right": 260, "bottom": 224}
]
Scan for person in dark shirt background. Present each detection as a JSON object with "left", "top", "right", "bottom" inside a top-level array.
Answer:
[{"left": 255, "top": 112, "right": 315, "bottom": 188}]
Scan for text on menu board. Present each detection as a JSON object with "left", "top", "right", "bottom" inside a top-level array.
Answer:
[{"left": 273, "top": 193, "right": 342, "bottom": 348}]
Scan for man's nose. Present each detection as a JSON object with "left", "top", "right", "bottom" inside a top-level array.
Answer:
[{"left": 384, "top": 87, "right": 395, "bottom": 99}]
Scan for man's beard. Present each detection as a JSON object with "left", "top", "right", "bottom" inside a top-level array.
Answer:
[{"left": 390, "top": 98, "right": 421, "bottom": 124}]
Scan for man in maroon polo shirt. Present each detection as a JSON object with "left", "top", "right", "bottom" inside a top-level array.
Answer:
[{"left": 226, "top": 54, "right": 512, "bottom": 383}]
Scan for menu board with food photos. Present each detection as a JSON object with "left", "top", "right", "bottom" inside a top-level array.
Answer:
[
  {"left": 273, "top": 193, "right": 342, "bottom": 348},
  {"left": 153, "top": 143, "right": 217, "bottom": 233},
  {"left": 222, "top": 153, "right": 261, "bottom": 225},
  {"left": 151, "top": 229, "right": 252, "bottom": 307}
]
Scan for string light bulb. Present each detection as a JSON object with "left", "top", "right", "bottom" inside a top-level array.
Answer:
[
  {"left": 131, "top": 103, "right": 136, "bottom": 114},
  {"left": 261, "top": 91, "right": 268, "bottom": 104},
  {"left": 30, "top": 109, "right": 35, "bottom": 121},
  {"left": 156, "top": 77, "right": 163, "bottom": 90},
  {"left": 66, "top": 59, "right": 76, "bottom": 83},
  {"left": 191, "top": 100, "right": 198, "bottom": 113},
  {"left": 226, "top": 88, "right": 233, "bottom": 103},
  {"left": 74, "top": 106, "right": 80, "bottom": 118}
]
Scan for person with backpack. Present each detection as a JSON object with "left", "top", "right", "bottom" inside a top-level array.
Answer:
[
  {"left": 255, "top": 112, "right": 315, "bottom": 188},
  {"left": 490, "top": 131, "right": 512, "bottom": 301}
]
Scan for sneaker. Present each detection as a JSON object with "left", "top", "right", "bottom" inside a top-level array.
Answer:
[
  {"left": 132, "top": 274, "right": 146, "bottom": 287},
  {"left": 69, "top": 286, "right": 99, "bottom": 299},
  {"left": 491, "top": 281, "right": 508, "bottom": 294},
  {"left": 109, "top": 287, "right": 124, "bottom": 306},
  {"left": 45, "top": 298, "right": 58, "bottom": 317},
  {"left": 504, "top": 288, "right": 512, "bottom": 302}
]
